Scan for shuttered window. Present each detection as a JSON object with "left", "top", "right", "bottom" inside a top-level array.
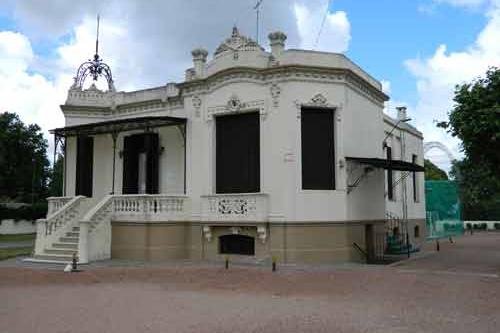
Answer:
[
  {"left": 75, "top": 136, "right": 94, "bottom": 197},
  {"left": 122, "top": 133, "right": 159, "bottom": 194},
  {"left": 216, "top": 112, "right": 260, "bottom": 193},
  {"left": 301, "top": 108, "right": 335, "bottom": 190}
]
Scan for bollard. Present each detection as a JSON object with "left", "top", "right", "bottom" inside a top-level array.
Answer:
[
  {"left": 449, "top": 236, "right": 454, "bottom": 244},
  {"left": 272, "top": 257, "right": 277, "bottom": 272},
  {"left": 71, "top": 253, "right": 79, "bottom": 272},
  {"left": 436, "top": 239, "right": 440, "bottom": 252},
  {"left": 225, "top": 256, "right": 229, "bottom": 270},
  {"left": 406, "top": 234, "right": 410, "bottom": 258}
]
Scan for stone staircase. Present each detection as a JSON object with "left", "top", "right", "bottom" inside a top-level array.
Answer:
[
  {"left": 26, "top": 196, "right": 94, "bottom": 264},
  {"left": 32, "top": 226, "right": 80, "bottom": 263}
]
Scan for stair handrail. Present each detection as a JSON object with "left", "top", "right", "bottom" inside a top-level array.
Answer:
[
  {"left": 80, "top": 194, "right": 114, "bottom": 230},
  {"left": 34, "top": 195, "right": 86, "bottom": 256},
  {"left": 43, "top": 196, "right": 86, "bottom": 235}
]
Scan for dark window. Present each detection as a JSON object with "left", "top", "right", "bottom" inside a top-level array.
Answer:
[
  {"left": 414, "top": 225, "right": 420, "bottom": 238},
  {"left": 386, "top": 147, "right": 393, "bottom": 200},
  {"left": 301, "top": 108, "right": 335, "bottom": 190},
  {"left": 75, "top": 136, "right": 93, "bottom": 197},
  {"left": 216, "top": 112, "right": 260, "bottom": 193},
  {"left": 412, "top": 154, "right": 418, "bottom": 202},
  {"left": 122, "top": 133, "right": 159, "bottom": 194},
  {"left": 219, "top": 234, "right": 255, "bottom": 255}
]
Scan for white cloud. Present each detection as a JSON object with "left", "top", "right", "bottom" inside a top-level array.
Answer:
[
  {"left": 405, "top": 1, "right": 500, "bottom": 172},
  {"left": 294, "top": 3, "right": 351, "bottom": 52},
  {"left": 0, "top": 31, "right": 66, "bottom": 156},
  {"left": 2, "top": 0, "right": 344, "bottom": 160}
]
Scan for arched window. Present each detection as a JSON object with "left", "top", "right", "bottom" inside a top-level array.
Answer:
[{"left": 219, "top": 234, "right": 255, "bottom": 255}]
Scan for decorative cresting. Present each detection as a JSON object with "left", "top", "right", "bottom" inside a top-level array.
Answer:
[
  {"left": 70, "top": 15, "right": 115, "bottom": 92},
  {"left": 214, "top": 26, "right": 264, "bottom": 59},
  {"left": 202, "top": 193, "right": 269, "bottom": 222},
  {"left": 206, "top": 94, "right": 266, "bottom": 121}
]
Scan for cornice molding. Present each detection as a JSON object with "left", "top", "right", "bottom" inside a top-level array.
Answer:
[{"left": 180, "top": 65, "right": 388, "bottom": 104}]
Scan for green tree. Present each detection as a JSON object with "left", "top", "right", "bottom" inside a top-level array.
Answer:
[
  {"left": 424, "top": 159, "right": 448, "bottom": 180},
  {"left": 48, "top": 153, "right": 64, "bottom": 197},
  {"left": 438, "top": 67, "right": 500, "bottom": 220},
  {"left": 0, "top": 112, "right": 50, "bottom": 203}
]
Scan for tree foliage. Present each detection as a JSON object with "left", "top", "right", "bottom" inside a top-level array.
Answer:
[
  {"left": 438, "top": 68, "right": 500, "bottom": 220},
  {"left": 424, "top": 159, "right": 448, "bottom": 181},
  {"left": 48, "top": 154, "right": 64, "bottom": 197},
  {"left": 0, "top": 112, "right": 50, "bottom": 203}
]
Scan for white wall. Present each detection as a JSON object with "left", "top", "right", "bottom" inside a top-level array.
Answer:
[{"left": 0, "top": 220, "right": 36, "bottom": 234}]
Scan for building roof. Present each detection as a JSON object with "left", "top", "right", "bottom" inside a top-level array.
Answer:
[{"left": 50, "top": 116, "right": 186, "bottom": 137}]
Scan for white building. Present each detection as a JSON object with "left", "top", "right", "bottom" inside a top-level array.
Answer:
[{"left": 32, "top": 27, "right": 425, "bottom": 264}]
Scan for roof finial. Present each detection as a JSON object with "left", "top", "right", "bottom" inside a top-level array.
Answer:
[
  {"left": 232, "top": 25, "right": 239, "bottom": 37},
  {"left": 94, "top": 14, "right": 100, "bottom": 60},
  {"left": 71, "top": 14, "right": 115, "bottom": 92}
]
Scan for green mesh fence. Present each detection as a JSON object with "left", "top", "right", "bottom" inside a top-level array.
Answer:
[{"left": 425, "top": 180, "right": 463, "bottom": 239}]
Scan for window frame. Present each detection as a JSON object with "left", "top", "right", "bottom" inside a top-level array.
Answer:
[{"left": 300, "top": 107, "right": 336, "bottom": 191}]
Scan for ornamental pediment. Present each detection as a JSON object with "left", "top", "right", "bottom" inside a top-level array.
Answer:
[{"left": 214, "top": 26, "right": 264, "bottom": 57}]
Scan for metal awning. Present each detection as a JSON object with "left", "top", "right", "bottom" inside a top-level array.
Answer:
[
  {"left": 346, "top": 157, "right": 424, "bottom": 172},
  {"left": 50, "top": 116, "right": 186, "bottom": 137}
]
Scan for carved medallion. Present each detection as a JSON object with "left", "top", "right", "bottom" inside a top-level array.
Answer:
[{"left": 311, "top": 93, "right": 327, "bottom": 106}]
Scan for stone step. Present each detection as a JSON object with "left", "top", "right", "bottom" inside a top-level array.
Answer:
[
  {"left": 72, "top": 227, "right": 80, "bottom": 232},
  {"left": 44, "top": 248, "right": 78, "bottom": 256},
  {"left": 33, "top": 254, "right": 73, "bottom": 262},
  {"left": 65, "top": 232, "right": 79, "bottom": 237},
  {"left": 59, "top": 236, "right": 79, "bottom": 243},
  {"left": 52, "top": 242, "right": 78, "bottom": 249}
]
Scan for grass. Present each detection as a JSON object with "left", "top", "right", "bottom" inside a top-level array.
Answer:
[
  {"left": 0, "top": 247, "right": 33, "bottom": 261},
  {"left": 0, "top": 233, "right": 36, "bottom": 242}
]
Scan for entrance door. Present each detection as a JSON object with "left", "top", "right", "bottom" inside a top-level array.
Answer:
[
  {"left": 75, "top": 136, "right": 93, "bottom": 197},
  {"left": 122, "top": 133, "right": 159, "bottom": 194},
  {"left": 219, "top": 234, "right": 255, "bottom": 255},
  {"left": 216, "top": 112, "right": 260, "bottom": 193}
]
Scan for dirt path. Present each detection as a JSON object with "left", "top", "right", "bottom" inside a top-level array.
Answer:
[{"left": 1, "top": 233, "right": 499, "bottom": 333}]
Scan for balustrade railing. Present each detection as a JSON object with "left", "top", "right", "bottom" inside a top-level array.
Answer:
[
  {"left": 113, "top": 194, "right": 188, "bottom": 221},
  {"left": 47, "top": 196, "right": 73, "bottom": 216},
  {"left": 44, "top": 196, "right": 85, "bottom": 236},
  {"left": 201, "top": 193, "right": 268, "bottom": 222}
]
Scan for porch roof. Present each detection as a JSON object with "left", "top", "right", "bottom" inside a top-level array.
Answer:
[
  {"left": 346, "top": 157, "right": 425, "bottom": 172},
  {"left": 50, "top": 116, "right": 186, "bottom": 137}
]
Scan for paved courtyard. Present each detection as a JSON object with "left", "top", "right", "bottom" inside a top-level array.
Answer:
[{"left": 1, "top": 233, "right": 499, "bottom": 333}]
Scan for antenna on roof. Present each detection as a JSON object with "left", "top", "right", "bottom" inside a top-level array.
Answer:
[
  {"left": 254, "top": 0, "right": 263, "bottom": 44},
  {"left": 314, "top": 0, "right": 332, "bottom": 50},
  {"left": 95, "top": 14, "right": 100, "bottom": 60}
]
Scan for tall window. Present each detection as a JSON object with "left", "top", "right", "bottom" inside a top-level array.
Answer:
[
  {"left": 412, "top": 154, "right": 418, "bottom": 202},
  {"left": 76, "top": 136, "right": 94, "bottom": 197},
  {"left": 386, "top": 146, "right": 393, "bottom": 200},
  {"left": 216, "top": 112, "right": 260, "bottom": 193},
  {"left": 301, "top": 108, "right": 335, "bottom": 190}
]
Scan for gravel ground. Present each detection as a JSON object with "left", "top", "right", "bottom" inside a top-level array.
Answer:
[{"left": 1, "top": 233, "right": 499, "bottom": 333}]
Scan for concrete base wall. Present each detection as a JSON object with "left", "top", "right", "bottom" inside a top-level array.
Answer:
[
  {"left": 0, "top": 219, "right": 36, "bottom": 235},
  {"left": 111, "top": 221, "right": 386, "bottom": 264}
]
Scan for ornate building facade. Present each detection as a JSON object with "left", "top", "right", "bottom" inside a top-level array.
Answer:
[{"left": 32, "top": 27, "right": 425, "bottom": 264}]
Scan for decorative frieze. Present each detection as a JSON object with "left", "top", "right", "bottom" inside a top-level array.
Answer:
[
  {"left": 270, "top": 83, "right": 281, "bottom": 107},
  {"left": 201, "top": 193, "right": 269, "bottom": 222},
  {"left": 206, "top": 96, "right": 266, "bottom": 121}
]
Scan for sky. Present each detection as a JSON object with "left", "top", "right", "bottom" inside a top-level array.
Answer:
[{"left": 0, "top": 0, "right": 499, "bottom": 172}]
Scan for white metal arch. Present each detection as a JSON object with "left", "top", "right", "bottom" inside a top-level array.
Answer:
[{"left": 424, "top": 141, "right": 455, "bottom": 162}]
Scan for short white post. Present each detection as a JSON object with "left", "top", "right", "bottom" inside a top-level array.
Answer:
[
  {"left": 34, "top": 219, "right": 46, "bottom": 255},
  {"left": 78, "top": 221, "right": 89, "bottom": 264}
]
